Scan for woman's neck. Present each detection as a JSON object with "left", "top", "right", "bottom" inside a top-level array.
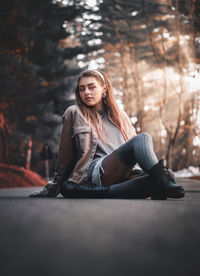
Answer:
[{"left": 97, "top": 108, "right": 107, "bottom": 118}]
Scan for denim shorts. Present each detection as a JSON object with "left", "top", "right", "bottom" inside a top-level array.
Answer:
[{"left": 88, "top": 156, "right": 107, "bottom": 186}]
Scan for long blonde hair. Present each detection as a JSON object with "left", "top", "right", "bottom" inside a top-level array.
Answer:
[{"left": 75, "top": 70, "right": 131, "bottom": 141}]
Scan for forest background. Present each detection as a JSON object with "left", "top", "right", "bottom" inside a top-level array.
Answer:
[{"left": 0, "top": 0, "right": 200, "bottom": 179}]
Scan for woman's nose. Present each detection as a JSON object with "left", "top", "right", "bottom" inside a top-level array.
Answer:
[{"left": 85, "top": 88, "right": 90, "bottom": 95}]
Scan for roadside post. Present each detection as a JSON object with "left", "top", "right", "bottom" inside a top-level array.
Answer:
[
  {"left": 25, "top": 136, "right": 32, "bottom": 170},
  {"left": 40, "top": 143, "right": 53, "bottom": 182}
]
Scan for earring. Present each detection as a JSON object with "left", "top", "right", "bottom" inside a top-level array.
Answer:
[{"left": 102, "top": 93, "right": 107, "bottom": 98}]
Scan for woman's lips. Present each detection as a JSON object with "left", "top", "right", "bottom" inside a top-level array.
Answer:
[{"left": 85, "top": 97, "right": 93, "bottom": 101}]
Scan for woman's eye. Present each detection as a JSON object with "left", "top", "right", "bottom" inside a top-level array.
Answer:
[{"left": 90, "top": 86, "right": 95, "bottom": 89}]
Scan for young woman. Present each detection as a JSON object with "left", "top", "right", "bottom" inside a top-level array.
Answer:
[{"left": 30, "top": 70, "right": 185, "bottom": 199}]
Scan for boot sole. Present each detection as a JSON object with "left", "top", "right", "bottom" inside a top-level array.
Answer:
[
  {"left": 151, "top": 186, "right": 185, "bottom": 200},
  {"left": 165, "top": 187, "right": 185, "bottom": 198}
]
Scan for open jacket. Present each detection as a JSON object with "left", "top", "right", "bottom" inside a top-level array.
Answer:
[{"left": 49, "top": 105, "right": 136, "bottom": 191}]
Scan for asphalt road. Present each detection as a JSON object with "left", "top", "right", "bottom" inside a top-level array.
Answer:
[{"left": 0, "top": 178, "right": 200, "bottom": 276}]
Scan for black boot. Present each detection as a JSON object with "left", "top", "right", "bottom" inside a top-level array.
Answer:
[{"left": 149, "top": 160, "right": 185, "bottom": 199}]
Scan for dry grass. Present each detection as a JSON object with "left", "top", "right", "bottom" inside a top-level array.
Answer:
[{"left": 0, "top": 163, "right": 47, "bottom": 188}]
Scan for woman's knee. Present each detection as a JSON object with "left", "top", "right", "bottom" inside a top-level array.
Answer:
[
  {"left": 129, "top": 132, "right": 153, "bottom": 146},
  {"left": 136, "top": 132, "right": 152, "bottom": 141}
]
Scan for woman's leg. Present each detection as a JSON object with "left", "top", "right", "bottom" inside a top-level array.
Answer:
[
  {"left": 108, "top": 174, "right": 152, "bottom": 199},
  {"left": 101, "top": 133, "right": 158, "bottom": 186},
  {"left": 101, "top": 133, "right": 184, "bottom": 198}
]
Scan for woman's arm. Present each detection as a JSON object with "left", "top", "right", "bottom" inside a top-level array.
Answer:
[{"left": 49, "top": 108, "right": 76, "bottom": 191}]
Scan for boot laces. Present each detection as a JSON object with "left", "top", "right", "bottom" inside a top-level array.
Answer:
[{"left": 161, "top": 164, "right": 174, "bottom": 181}]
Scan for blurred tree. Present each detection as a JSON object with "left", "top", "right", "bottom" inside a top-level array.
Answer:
[
  {"left": 65, "top": 0, "right": 103, "bottom": 69},
  {"left": 0, "top": 0, "right": 92, "bottom": 169},
  {"left": 174, "top": 94, "right": 196, "bottom": 170}
]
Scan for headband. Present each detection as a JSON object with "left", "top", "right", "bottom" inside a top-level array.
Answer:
[{"left": 94, "top": 70, "right": 105, "bottom": 83}]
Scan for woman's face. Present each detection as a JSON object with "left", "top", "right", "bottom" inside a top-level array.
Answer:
[{"left": 78, "top": 77, "right": 106, "bottom": 111}]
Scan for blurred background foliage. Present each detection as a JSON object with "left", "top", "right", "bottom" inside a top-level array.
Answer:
[{"left": 0, "top": 0, "right": 200, "bottom": 176}]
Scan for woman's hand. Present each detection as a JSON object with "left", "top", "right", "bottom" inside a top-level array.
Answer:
[{"left": 29, "top": 182, "right": 60, "bottom": 198}]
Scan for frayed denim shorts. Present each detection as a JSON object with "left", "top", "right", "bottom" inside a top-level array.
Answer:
[{"left": 87, "top": 156, "right": 107, "bottom": 186}]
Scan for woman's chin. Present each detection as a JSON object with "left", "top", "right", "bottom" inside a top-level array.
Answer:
[{"left": 84, "top": 102, "right": 95, "bottom": 107}]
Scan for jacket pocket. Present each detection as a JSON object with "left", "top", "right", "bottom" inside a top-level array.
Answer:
[{"left": 73, "top": 126, "right": 92, "bottom": 154}]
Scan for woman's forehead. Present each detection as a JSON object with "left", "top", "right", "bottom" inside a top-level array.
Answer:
[{"left": 79, "top": 76, "right": 99, "bottom": 86}]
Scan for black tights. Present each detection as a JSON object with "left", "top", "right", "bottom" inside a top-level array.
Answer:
[{"left": 101, "top": 133, "right": 158, "bottom": 186}]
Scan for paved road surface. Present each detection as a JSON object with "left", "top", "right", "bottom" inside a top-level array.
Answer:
[{"left": 0, "top": 178, "right": 200, "bottom": 276}]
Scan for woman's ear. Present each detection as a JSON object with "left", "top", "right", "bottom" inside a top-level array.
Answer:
[{"left": 103, "top": 84, "right": 107, "bottom": 92}]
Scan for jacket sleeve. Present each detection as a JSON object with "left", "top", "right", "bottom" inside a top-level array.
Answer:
[{"left": 48, "top": 107, "right": 76, "bottom": 193}]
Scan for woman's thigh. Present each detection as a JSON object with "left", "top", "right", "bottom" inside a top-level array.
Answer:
[{"left": 101, "top": 150, "right": 135, "bottom": 186}]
